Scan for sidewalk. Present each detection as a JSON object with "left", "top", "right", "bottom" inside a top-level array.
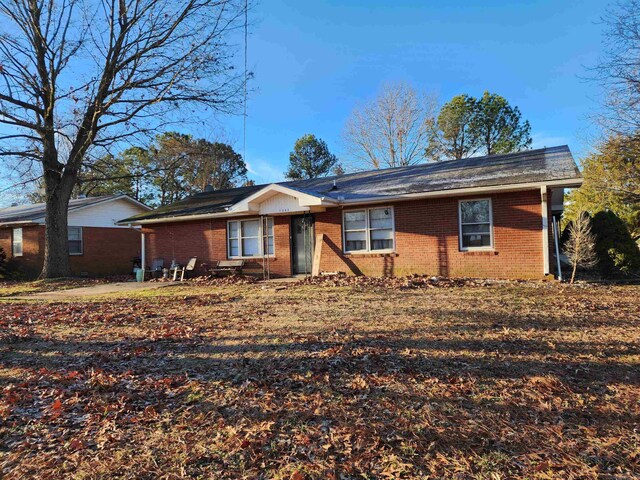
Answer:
[{"left": 10, "top": 281, "right": 180, "bottom": 300}]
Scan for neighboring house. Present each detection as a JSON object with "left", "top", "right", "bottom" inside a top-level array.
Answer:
[
  {"left": 119, "top": 146, "right": 582, "bottom": 280},
  {"left": 0, "top": 195, "right": 151, "bottom": 278}
]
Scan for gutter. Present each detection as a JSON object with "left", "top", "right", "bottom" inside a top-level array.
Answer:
[
  {"left": 0, "top": 220, "right": 38, "bottom": 228},
  {"left": 119, "top": 178, "right": 584, "bottom": 226}
]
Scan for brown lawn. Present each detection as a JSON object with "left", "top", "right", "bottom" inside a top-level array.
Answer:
[{"left": 0, "top": 279, "right": 639, "bottom": 479}]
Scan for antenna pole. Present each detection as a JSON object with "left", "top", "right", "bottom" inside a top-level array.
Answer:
[{"left": 243, "top": 0, "right": 248, "bottom": 164}]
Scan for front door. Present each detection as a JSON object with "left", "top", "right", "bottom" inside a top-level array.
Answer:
[{"left": 291, "top": 215, "right": 314, "bottom": 274}]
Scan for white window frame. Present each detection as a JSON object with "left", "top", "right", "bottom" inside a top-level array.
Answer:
[
  {"left": 227, "top": 217, "right": 275, "bottom": 259},
  {"left": 68, "top": 226, "right": 83, "bottom": 256},
  {"left": 342, "top": 206, "right": 395, "bottom": 254},
  {"left": 12, "top": 227, "right": 23, "bottom": 257},
  {"left": 458, "top": 198, "right": 494, "bottom": 251}
]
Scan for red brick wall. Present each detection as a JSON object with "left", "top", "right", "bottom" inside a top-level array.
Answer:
[
  {"left": 314, "top": 190, "right": 545, "bottom": 279},
  {"left": 0, "top": 225, "right": 140, "bottom": 278},
  {"left": 0, "top": 225, "right": 44, "bottom": 278},
  {"left": 142, "top": 189, "right": 546, "bottom": 280},
  {"left": 143, "top": 216, "right": 292, "bottom": 277},
  {"left": 69, "top": 227, "right": 141, "bottom": 276}
]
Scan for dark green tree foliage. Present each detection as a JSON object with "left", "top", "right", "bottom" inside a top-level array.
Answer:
[
  {"left": 75, "top": 149, "right": 154, "bottom": 204},
  {"left": 430, "top": 92, "right": 532, "bottom": 160},
  {"left": 591, "top": 210, "right": 640, "bottom": 275},
  {"left": 471, "top": 92, "right": 532, "bottom": 156},
  {"left": 285, "top": 134, "right": 340, "bottom": 180},
  {"left": 435, "top": 94, "right": 481, "bottom": 159},
  {"left": 563, "top": 134, "right": 640, "bottom": 239},
  {"left": 27, "top": 132, "right": 250, "bottom": 207},
  {"left": 147, "top": 132, "right": 192, "bottom": 206},
  {"left": 182, "top": 141, "right": 248, "bottom": 195}
]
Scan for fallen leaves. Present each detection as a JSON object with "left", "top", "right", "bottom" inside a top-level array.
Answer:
[{"left": 0, "top": 282, "right": 638, "bottom": 479}]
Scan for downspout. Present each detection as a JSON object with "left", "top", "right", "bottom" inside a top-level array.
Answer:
[
  {"left": 553, "top": 216, "right": 563, "bottom": 281},
  {"left": 127, "top": 224, "right": 146, "bottom": 281},
  {"left": 540, "top": 186, "right": 550, "bottom": 276},
  {"left": 141, "top": 232, "right": 146, "bottom": 280}
]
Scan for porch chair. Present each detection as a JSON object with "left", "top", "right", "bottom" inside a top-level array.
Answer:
[
  {"left": 151, "top": 258, "right": 164, "bottom": 279},
  {"left": 172, "top": 257, "right": 197, "bottom": 281}
]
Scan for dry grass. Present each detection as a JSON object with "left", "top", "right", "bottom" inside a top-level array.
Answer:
[
  {"left": 0, "top": 276, "right": 132, "bottom": 298},
  {"left": 1, "top": 281, "right": 639, "bottom": 479}
]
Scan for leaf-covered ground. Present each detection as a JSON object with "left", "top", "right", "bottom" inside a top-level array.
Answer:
[{"left": 1, "top": 281, "right": 639, "bottom": 479}]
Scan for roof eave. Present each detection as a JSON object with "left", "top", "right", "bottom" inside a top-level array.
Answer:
[
  {"left": 0, "top": 220, "right": 39, "bottom": 228},
  {"left": 117, "top": 209, "right": 240, "bottom": 226},
  {"left": 120, "top": 177, "right": 583, "bottom": 225}
]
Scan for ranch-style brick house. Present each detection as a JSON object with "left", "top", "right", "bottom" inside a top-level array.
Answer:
[
  {"left": 119, "top": 146, "right": 583, "bottom": 280},
  {"left": 0, "top": 195, "right": 150, "bottom": 278}
]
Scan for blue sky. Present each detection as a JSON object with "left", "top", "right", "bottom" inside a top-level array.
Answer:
[
  {"left": 224, "top": 0, "right": 606, "bottom": 184},
  {"left": 0, "top": 0, "right": 609, "bottom": 204}
]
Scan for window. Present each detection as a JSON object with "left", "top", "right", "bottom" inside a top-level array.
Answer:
[
  {"left": 459, "top": 199, "right": 493, "bottom": 250},
  {"left": 12, "top": 228, "right": 23, "bottom": 257},
  {"left": 68, "top": 226, "right": 83, "bottom": 255},
  {"left": 343, "top": 207, "right": 394, "bottom": 253},
  {"left": 227, "top": 218, "right": 274, "bottom": 258}
]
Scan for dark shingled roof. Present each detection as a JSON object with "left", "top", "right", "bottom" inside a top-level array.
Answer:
[
  {"left": 122, "top": 184, "right": 265, "bottom": 223},
  {"left": 122, "top": 145, "right": 581, "bottom": 223},
  {"left": 0, "top": 195, "right": 124, "bottom": 225}
]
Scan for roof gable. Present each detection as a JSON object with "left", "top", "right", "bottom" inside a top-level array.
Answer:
[
  {"left": 0, "top": 195, "right": 150, "bottom": 226},
  {"left": 229, "top": 183, "right": 337, "bottom": 215}
]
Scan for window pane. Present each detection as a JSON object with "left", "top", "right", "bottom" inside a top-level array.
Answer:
[
  {"left": 344, "top": 210, "right": 366, "bottom": 230},
  {"left": 228, "top": 221, "right": 238, "bottom": 238},
  {"left": 69, "top": 240, "right": 82, "bottom": 255},
  {"left": 242, "top": 237, "right": 259, "bottom": 256},
  {"left": 266, "top": 236, "right": 274, "bottom": 255},
  {"left": 462, "top": 234, "right": 491, "bottom": 248},
  {"left": 369, "top": 208, "right": 393, "bottom": 229},
  {"left": 461, "top": 200, "right": 490, "bottom": 224},
  {"left": 462, "top": 224, "right": 490, "bottom": 234},
  {"left": 12, "top": 228, "right": 23, "bottom": 256},
  {"left": 345, "top": 230, "right": 366, "bottom": 251},
  {"left": 68, "top": 227, "right": 81, "bottom": 241},
  {"left": 370, "top": 229, "right": 393, "bottom": 241},
  {"left": 371, "top": 239, "right": 393, "bottom": 250},
  {"left": 229, "top": 238, "right": 239, "bottom": 257},
  {"left": 241, "top": 220, "right": 259, "bottom": 238},
  {"left": 346, "top": 240, "right": 367, "bottom": 251}
]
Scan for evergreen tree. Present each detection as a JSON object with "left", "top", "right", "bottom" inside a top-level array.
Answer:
[{"left": 285, "top": 134, "right": 340, "bottom": 179}]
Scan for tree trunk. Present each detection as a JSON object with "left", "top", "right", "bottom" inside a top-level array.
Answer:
[
  {"left": 41, "top": 193, "right": 72, "bottom": 278},
  {"left": 570, "top": 262, "right": 578, "bottom": 284},
  {"left": 40, "top": 158, "right": 76, "bottom": 278}
]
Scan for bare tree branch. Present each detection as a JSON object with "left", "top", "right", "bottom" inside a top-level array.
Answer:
[
  {"left": 0, "top": 0, "right": 248, "bottom": 277},
  {"left": 343, "top": 82, "right": 438, "bottom": 170}
]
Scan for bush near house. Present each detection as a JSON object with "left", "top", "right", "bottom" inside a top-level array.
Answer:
[
  {"left": 0, "top": 246, "right": 7, "bottom": 280},
  {"left": 591, "top": 210, "right": 640, "bottom": 276}
]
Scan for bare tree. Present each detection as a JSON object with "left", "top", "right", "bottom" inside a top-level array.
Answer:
[
  {"left": 343, "top": 82, "right": 438, "bottom": 170},
  {"left": 564, "top": 212, "right": 598, "bottom": 284},
  {"left": 596, "top": 0, "right": 640, "bottom": 134},
  {"left": 0, "top": 0, "right": 247, "bottom": 277}
]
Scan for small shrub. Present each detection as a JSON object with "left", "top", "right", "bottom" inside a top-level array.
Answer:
[
  {"left": 591, "top": 211, "right": 640, "bottom": 276},
  {"left": 0, "top": 246, "right": 7, "bottom": 280},
  {"left": 563, "top": 212, "right": 598, "bottom": 283}
]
